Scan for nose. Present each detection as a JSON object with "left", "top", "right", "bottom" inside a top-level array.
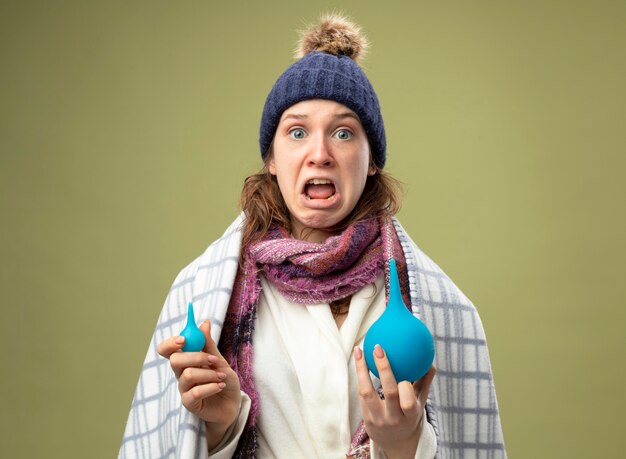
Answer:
[{"left": 307, "top": 134, "right": 333, "bottom": 167}]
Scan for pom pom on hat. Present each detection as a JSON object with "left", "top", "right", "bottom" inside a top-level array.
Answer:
[
  {"left": 259, "top": 13, "right": 387, "bottom": 168},
  {"left": 295, "top": 14, "right": 369, "bottom": 63}
]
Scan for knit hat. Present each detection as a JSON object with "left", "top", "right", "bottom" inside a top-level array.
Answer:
[{"left": 259, "top": 15, "right": 387, "bottom": 168}]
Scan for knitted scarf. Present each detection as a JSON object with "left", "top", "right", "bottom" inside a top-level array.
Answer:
[{"left": 218, "top": 216, "right": 411, "bottom": 458}]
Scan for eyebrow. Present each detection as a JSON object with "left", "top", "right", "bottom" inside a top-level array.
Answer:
[
  {"left": 280, "top": 111, "right": 360, "bottom": 122},
  {"left": 281, "top": 113, "right": 308, "bottom": 121}
]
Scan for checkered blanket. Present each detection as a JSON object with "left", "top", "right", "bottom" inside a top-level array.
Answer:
[{"left": 119, "top": 214, "right": 506, "bottom": 458}]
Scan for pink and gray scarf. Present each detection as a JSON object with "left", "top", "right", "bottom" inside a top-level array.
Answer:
[{"left": 219, "top": 216, "right": 410, "bottom": 458}]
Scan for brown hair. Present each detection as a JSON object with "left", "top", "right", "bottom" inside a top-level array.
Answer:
[{"left": 239, "top": 158, "right": 403, "bottom": 250}]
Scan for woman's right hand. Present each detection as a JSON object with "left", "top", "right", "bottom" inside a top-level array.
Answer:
[{"left": 157, "top": 320, "right": 242, "bottom": 450}]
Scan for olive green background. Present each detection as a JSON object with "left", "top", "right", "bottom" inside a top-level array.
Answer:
[{"left": 1, "top": 1, "right": 624, "bottom": 458}]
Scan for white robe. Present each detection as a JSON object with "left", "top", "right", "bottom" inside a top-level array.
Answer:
[{"left": 209, "top": 276, "right": 436, "bottom": 458}]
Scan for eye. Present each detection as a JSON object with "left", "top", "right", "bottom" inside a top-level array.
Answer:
[
  {"left": 289, "top": 128, "right": 306, "bottom": 140},
  {"left": 334, "top": 129, "right": 353, "bottom": 140}
]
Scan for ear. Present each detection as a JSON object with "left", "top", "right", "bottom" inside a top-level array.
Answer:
[
  {"left": 367, "top": 151, "right": 377, "bottom": 177},
  {"left": 268, "top": 158, "right": 276, "bottom": 175}
]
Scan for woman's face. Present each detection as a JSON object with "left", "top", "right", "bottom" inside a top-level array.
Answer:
[{"left": 269, "top": 99, "right": 374, "bottom": 242}]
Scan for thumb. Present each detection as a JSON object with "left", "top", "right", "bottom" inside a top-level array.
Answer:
[
  {"left": 413, "top": 365, "right": 436, "bottom": 405},
  {"left": 199, "top": 320, "right": 224, "bottom": 359}
]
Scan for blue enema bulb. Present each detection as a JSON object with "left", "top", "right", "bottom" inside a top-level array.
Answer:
[
  {"left": 363, "top": 259, "right": 435, "bottom": 382},
  {"left": 180, "top": 302, "right": 206, "bottom": 352}
]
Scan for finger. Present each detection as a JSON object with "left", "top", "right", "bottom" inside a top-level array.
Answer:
[
  {"left": 398, "top": 381, "right": 420, "bottom": 418},
  {"left": 181, "top": 381, "right": 226, "bottom": 411},
  {"left": 372, "top": 345, "right": 402, "bottom": 416},
  {"left": 178, "top": 366, "right": 228, "bottom": 393},
  {"left": 413, "top": 365, "right": 437, "bottom": 406},
  {"left": 354, "top": 346, "right": 380, "bottom": 417},
  {"left": 169, "top": 351, "right": 213, "bottom": 379},
  {"left": 156, "top": 335, "right": 186, "bottom": 359},
  {"left": 199, "top": 321, "right": 227, "bottom": 362}
]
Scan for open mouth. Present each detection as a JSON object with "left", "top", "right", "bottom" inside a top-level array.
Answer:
[{"left": 304, "top": 179, "right": 336, "bottom": 200}]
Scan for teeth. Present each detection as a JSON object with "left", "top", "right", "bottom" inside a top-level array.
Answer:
[
  {"left": 305, "top": 194, "right": 334, "bottom": 200},
  {"left": 307, "top": 179, "right": 332, "bottom": 185}
]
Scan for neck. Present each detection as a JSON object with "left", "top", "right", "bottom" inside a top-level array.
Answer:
[{"left": 290, "top": 225, "right": 335, "bottom": 243}]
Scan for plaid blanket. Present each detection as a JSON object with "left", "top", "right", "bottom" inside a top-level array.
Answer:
[{"left": 119, "top": 214, "right": 506, "bottom": 458}]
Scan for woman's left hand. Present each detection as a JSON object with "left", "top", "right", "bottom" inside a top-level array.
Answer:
[{"left": 354, "top": 344, "right": 436, "bottom": 459}]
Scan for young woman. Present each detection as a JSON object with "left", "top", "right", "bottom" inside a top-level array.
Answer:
[{"left": 120, "top": 15, "right": 506, "bottom": 459}]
